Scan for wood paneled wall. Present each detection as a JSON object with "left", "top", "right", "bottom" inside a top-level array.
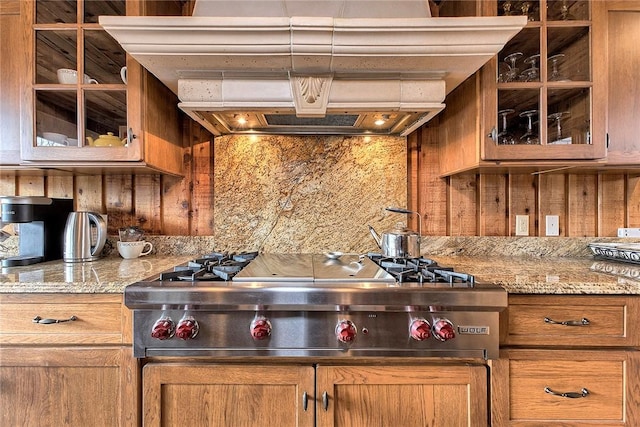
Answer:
[
  {"left": 2, "top": 118, "right": 638, "bottom": 238},
  {"left": 408, "top": 123, "right": 640, "bottom": 237}
]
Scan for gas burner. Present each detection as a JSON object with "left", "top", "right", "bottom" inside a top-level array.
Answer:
[
  {"left": 160, "top": 251, "right": 258, "bottom": 281},
  {"left": 368, "top": 254, "right": 475, "bottom": 286}
]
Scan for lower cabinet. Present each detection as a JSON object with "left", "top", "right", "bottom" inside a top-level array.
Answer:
[
  {"left": 492, "top": 295, "right": 640, "bottom": 426},
  {"left": 142, "top": 362, "right": 488, "bottom": 427},
  {"left": 0, "top": 294, "right": 138, "bottom": 426},
  {"left": 0, "top": 346, "right": 138, "bottom": 426}
]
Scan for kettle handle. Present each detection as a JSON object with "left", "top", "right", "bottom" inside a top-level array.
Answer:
[
  {"left": 87, "top": 212, "right": 107, "bottom": 257},
  {"left": 385, "top": 207, "right": 423, "bottom": 237}
]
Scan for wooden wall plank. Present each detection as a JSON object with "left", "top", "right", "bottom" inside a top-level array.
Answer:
[
  {"left": 538, "top": 174, "right": 567, "bottom": 236},
  {"left": 16, "top": 176, "right": 44, "bottom": 196},
  {"left": 508, "top": 173, "right": 537, "bottom": 236},
  {"left": 419, "top": 123, "right": 448, "bottom": 236},
  {"left": 132, "top": 175, "right": 162, "bottom": 234},
  {"left": 75, "top": 175, "right": 103, "bottom": 213},
  {"left": 628, "top": 175, "right": 640, "bottom": 227},
  {"left": 191, "top": 132, "right": 214, "bottom": 236},
  {"left": 448, "top": 174, "right": 478, "bottom": 236},
  {"left": 45, "top": 175, "right": 73, "bottom": 200},
  {"left": 599, "top": 173, "right": 626, "bottom": 236},
  {"left": 567, "top": 174, "right": 598, "bottom": 237},
  {"left": 478, "top": 174, "right": 508, "bottom": 236},
  {"left": 406, "top": 126, "right": 420, "bottom": 232},
  {"left": 0, "top": 176, "right": 16, "bottom": 196},
  {"left": 104, "top": 175, "right": 134, "bottom": 232}
]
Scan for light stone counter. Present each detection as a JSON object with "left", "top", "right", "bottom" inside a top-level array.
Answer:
[
  {"left": 0, "top": 255, "right": 192, "bottom": 294},
  {"left": 433, "top": 256, "right": 640, "bottom": 295}
]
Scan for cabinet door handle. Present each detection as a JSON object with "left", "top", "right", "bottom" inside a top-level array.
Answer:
[
  {"left": 488, "top": 127, "right": 498, "bottom": 142},
  {"left": 302, "top": 391, "right": 308, "bottom": 411},
  {"left": 32, "top": 315, "right": 77, "bottom": 324},
  {"left": 322, "top": 391, "right": 329, "bottom": 411},
  {"left": 544, "top": 386, "right": 589, "bottom": 398},
  {"left": 544, "top": 317, "right": 589, "bottom": 326}
]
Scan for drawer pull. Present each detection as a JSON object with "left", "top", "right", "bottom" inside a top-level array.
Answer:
[
  {"left": 32, "top": 315, "right": 78, "bottom": 324},
  {"left": 544, "top": 387, "right": 589, "bottom": 398},
  {"left": 544, "top": 317, "right": 589, "bottom": 326}
]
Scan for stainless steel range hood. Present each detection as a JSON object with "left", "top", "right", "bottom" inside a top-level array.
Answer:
[{"left": 100, "top": 1, "right": 526, "bottom": 136}]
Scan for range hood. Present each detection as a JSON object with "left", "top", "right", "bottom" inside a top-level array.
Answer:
[{"left": 100, "top": 1, "right": 526, "bottom": 136}]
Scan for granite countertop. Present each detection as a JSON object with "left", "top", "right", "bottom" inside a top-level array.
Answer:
[{"left": 0, "top": 252, "right": 639, "bottom": 295}]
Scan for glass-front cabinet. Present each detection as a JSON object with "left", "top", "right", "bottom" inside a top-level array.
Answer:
[
  {"left": 482, "top": 0, "right": 606, "bottom": 161},
  {"left": 20, "top": 0, "right": 184, "bottom": 175}
]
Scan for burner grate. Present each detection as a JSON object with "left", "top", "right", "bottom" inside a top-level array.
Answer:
[
  {"left": 160, "top": 251, "right": 258, "bottom": 281},
  {"left": 368, "top": 253, "right": 475, "bottom": 286}
]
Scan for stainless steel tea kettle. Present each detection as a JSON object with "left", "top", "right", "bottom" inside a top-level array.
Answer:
[
  {"left": 369, "top": 207, "right": 423, "bottom": 258},
  {"left": 63, "top": 212, "right": 107, "bottom": 262}
]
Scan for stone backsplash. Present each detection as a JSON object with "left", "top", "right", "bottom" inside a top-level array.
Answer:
[{"left": 210, "top": 134, "right": 408, "bottom": 253}]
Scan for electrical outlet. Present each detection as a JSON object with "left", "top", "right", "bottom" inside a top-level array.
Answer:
[
  {"left": 618, "top": 228, "right": 640, "bottom": 237},
  {"left": 546, "top": 215, "right": 559, "bottom": 236},
  {"left": 515, "top": 215, "right": 529, "bottom": 236}
]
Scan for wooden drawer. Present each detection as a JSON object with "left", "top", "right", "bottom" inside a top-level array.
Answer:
[
  {"left": 0, "top": 294, "right": 127, "bottom": 344},
  {"left": 492, "top": 349, "right": 640, "bottom": 426},
  {"left": 502, "top": 295, "right": 640, "bottom": 347}
]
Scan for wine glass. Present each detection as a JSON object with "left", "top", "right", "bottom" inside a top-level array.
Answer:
[
  {"left": 498, "top": 109, "right": 516, "bottom": 144},
  {"left": 548, "top": 111, "right": 571, "bottom": 143},
  {"left": 502, "top": 0, "right": 514, "bottom": 16},
  {"left": 548, "top": 53, "right": 568, "bottom": 81},
  {"left": 519, "top": 109, "right": 539, "bottom": 144},
  {"left": 520, "top": 54, "right": 540, "bottom": 82},
  {"left": 559, "top": 0, "right": 576, "bottom": 20},
  {"left": 503, "top": 52, "right": 523, "bottom": 83},
  {"left": 521, "top": 1, "right": 535, "bottom": 21}
]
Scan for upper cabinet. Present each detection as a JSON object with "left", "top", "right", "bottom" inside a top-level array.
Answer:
[
  {"left": 14, "top": 0, "right": 185, "bottom": 175},
  {"left": 592, "top": 0, "right": 640, "bottom": 165},
  {"left": 437, "top": 0, "right": 627, "bottom": 175}
]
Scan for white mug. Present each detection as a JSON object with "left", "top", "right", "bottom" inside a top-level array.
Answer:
[
  {"left": 57, "top": 68, "right": 98, "bottom": 84},
  {"left": 117, "top": 241, "right": 152, "bottom": 259},
  {"left": 120, "top": 66, "right": 127, "bottom": 84}
]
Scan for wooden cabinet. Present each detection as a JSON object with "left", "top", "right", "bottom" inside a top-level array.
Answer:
[
  {"left": 592, "top": 0, "right": 640, "bottom": 165},
  {"left": 438, "top": 0, "right": 612, "bottom": 176},
  {"left": 142, "top": 362, "right": 488, "bottom": 427},
  {"left": 492, "top": 295, "right": 640, "bottom": 426},
  {"left": 0, "top": 294, "right": 139, "bottom": 426},
  {"left": 5, "top": 0, "right": 185, "bottom": 175}
]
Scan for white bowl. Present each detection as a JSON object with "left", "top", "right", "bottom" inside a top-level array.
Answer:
[{"left": 42, "top": 132, "right": 68, "bottom": 145}]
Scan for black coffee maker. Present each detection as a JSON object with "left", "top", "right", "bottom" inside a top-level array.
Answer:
[{"left": 0, "top": 196, "right": 74, "bottom": 267}]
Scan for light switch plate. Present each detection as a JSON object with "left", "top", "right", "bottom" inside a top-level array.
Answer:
[
  {"left": 546, "top": 215, "right": 559, "bottom": 236},
  {"left": 618, "top": 228, "right": 640, "bottom": 237},
  {"left": 515, "top": 215, "right": 529, "bottom": 236}
]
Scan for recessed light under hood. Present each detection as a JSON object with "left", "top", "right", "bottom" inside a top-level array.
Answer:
[{"left": 100, "top": 1, "right": 526, "bottom": 136}]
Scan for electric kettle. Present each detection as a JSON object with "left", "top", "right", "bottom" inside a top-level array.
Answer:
[{"left": 63, "top": 212, "right": 107, "bottom": 262}]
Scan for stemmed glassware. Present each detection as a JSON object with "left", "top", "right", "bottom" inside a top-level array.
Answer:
[
  {"left": 520, "top": 54, "right": 540, "bottom": 82},
  {"left": 502, "top": 52, "right": 523, "bottom": 83},
  {"left": 548, "top": 111, "right": 571, "bottom": 143},
  {"left": 521, "top": 1, "right": 534, "bottom": 21},
  {"left": 548, "top": 53, "right": 567, "bottom": 81},
  {"left": 519, "top": 109, "right": 539, "bottom": 144},
  {"left": 559, "top": 0, "right": 576, "bottom": 20},
  {"left": 502, "top": 0, "right": 513, "bottom": 16},
  {"left": 497, "top": 109, "right": 516, "bottom": 144}
]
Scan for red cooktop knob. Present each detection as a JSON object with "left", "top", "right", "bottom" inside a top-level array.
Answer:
[
  {"left": 335, "top": 320, "right": 357, "bottom": 343},
  {"left": 176, "top": 316, "right": 199, "bottom": 340},
  {"left": 251, "top": 317, "right": 272, "bottom": 340},
  {"left": 410, "top": 318, "right": 431, "bottom": 341},
  {"left": 151, "top": 316, "right": 175, "bottom": 340},
  {"left": 432, "top": 319, "right": 456, "bottom": 342}
]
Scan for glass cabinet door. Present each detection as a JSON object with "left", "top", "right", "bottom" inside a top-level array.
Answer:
[
  {"left": 25, "top": 0, "right": 133, "bottom": 160},
  {"left": 483, "top": 0, "right": 605, "bottom": 161}
]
